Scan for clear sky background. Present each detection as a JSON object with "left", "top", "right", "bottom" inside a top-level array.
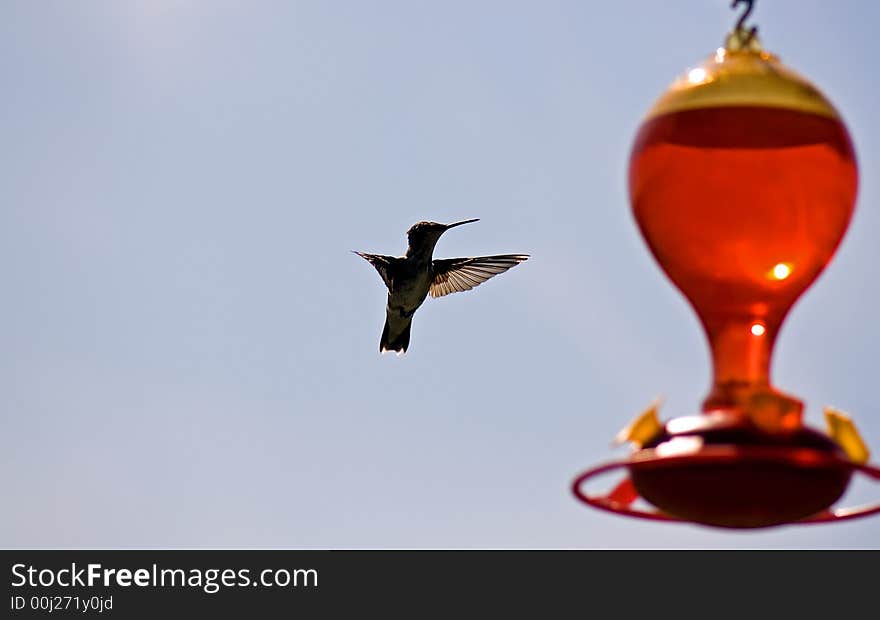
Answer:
[{"left": 2, "top": 1, "right": 878, "bottom": 549}]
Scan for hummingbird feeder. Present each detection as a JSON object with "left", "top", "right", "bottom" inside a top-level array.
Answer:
[{"left": 572, "top": 1, "right": 880, "bottom": 528}]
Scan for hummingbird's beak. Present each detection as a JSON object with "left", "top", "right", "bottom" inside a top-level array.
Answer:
[{"left": 443, "top": 218, "right": 480, "bottom": 230}]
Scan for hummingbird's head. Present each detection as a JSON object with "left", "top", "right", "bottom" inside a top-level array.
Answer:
[{"left": 406, "top": 218, "right": 479, "bottom": 249}]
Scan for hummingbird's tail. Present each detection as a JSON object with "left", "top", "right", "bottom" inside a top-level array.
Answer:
[{"left": 380, "top": 317, "right": 411, "bottom": 354}]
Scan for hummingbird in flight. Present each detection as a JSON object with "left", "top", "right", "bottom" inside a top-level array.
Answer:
[{"left": 354, "top": 218, "right": 529, "bottom": 354}]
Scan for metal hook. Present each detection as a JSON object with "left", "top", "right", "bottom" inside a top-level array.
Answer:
[{"left": 731, "top": 0, "right": 758, "bottom": 46}]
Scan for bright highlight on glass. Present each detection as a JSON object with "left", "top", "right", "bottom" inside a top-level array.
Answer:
[
  {"left": 770, "top": 262, "right": 793, "bottom": 280},
  {"left": 750, "top": 322, "right": 766, "bottom": 336}
]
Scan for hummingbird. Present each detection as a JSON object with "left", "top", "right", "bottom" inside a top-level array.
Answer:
[{"left": 354, "top": 218, "right": 529, "bottom": 354}]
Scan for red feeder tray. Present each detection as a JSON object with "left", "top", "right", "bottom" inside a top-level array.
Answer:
[{"left": 572, "top": 414, "right": 880, "bottom": 528}]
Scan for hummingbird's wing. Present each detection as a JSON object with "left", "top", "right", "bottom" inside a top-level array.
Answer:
[
  {"left": 430, "top": 254, "right": 529, "bottom": 299},
  {"left": 353, "top": 251, "right": 397, "bottom": 291}
]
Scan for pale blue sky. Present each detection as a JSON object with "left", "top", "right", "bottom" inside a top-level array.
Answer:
[{"left": 2, "top": 1, "right": 878, "bottom": 548}]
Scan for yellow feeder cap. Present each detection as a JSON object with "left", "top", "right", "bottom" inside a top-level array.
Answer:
[{"left": 645, "top": 31, "right": 840, "bottom": 121}]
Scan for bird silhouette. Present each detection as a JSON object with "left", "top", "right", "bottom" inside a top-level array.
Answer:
[{"left": 354, "top": 219, "right": 529, "bottom": 354}]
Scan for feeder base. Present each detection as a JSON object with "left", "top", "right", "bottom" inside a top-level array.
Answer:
[{"left": 631, "top": 413, "right": 851, "bottom": 528}]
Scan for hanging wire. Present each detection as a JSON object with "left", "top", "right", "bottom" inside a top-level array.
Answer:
[{"left": 731, "top": 0, "right": 758, "bottom": 47}]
